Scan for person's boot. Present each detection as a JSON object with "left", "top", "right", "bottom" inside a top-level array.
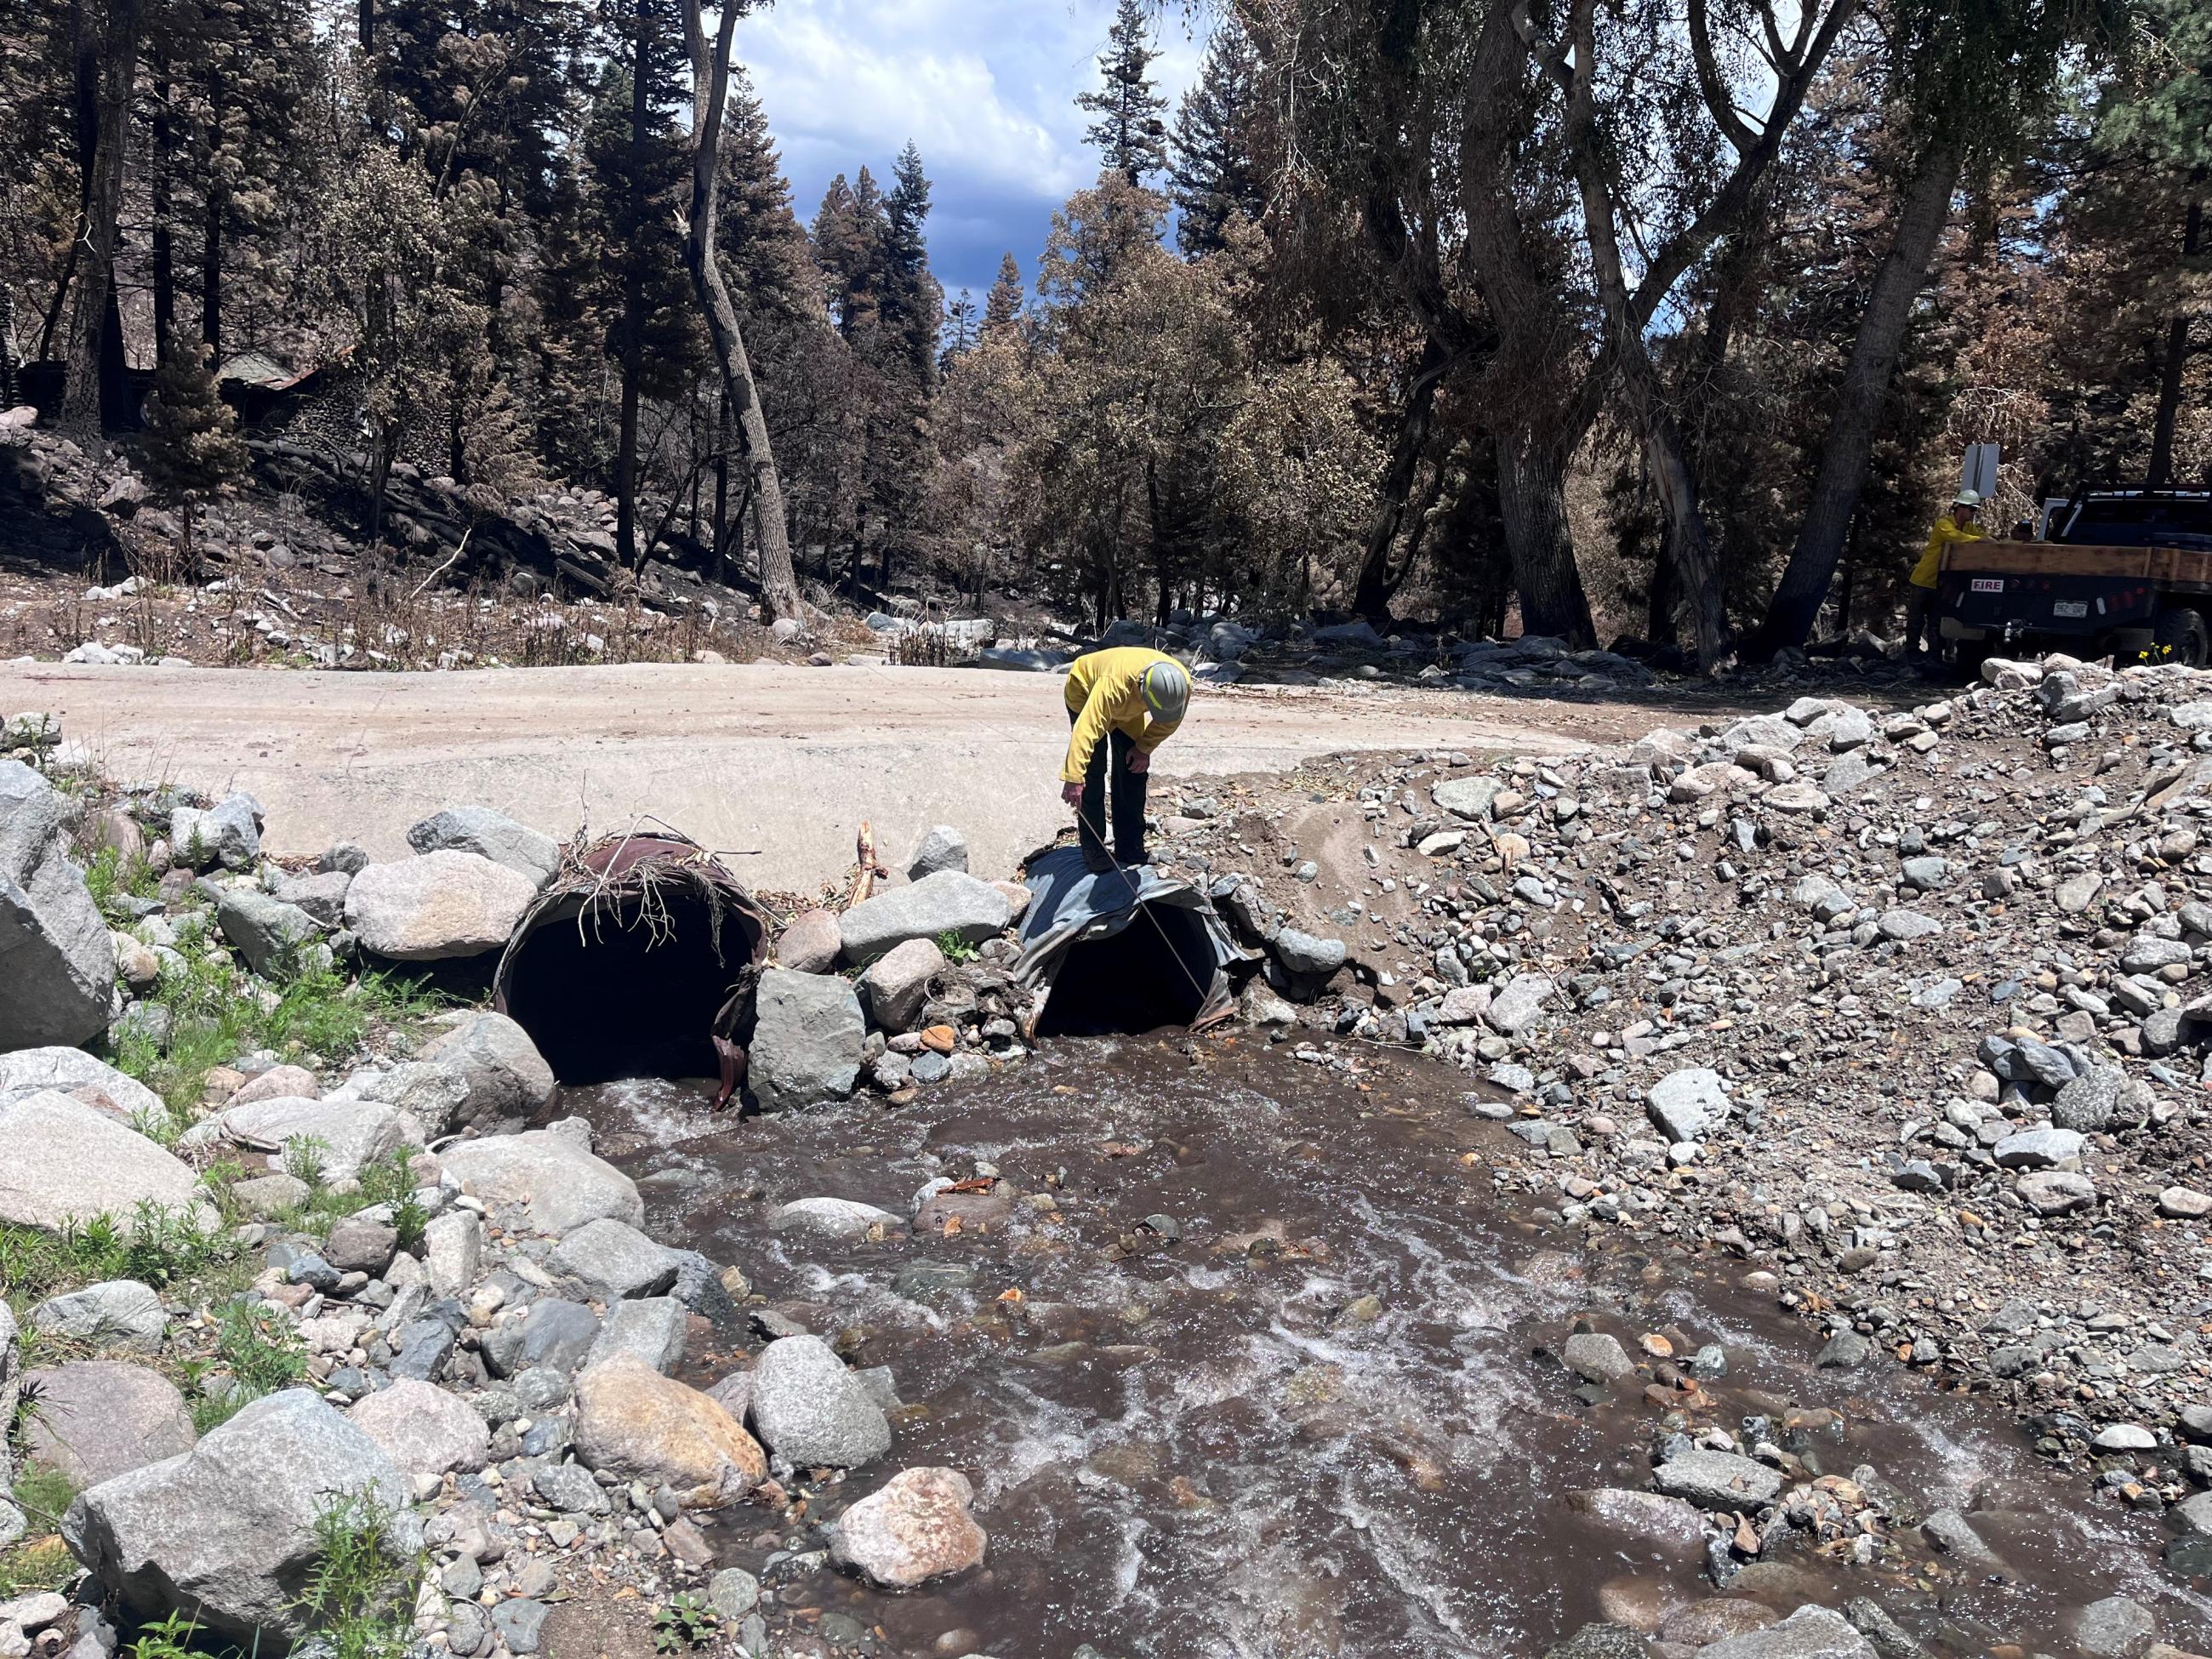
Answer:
[{"left": 1081, "top": 844, "right": 1115, "bottom": 874}]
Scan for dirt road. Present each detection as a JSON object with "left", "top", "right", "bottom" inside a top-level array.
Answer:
[{"left": 0, "top": 659, "right": 1647, "bottom": 891}]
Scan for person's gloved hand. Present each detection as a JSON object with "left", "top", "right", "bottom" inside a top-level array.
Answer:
[
  {"left": 1062, "top": 781, "right": 1083, "bottom": 806},
  {"left": 1126, "top": 750, "right": 1149, "bottom": 774}
]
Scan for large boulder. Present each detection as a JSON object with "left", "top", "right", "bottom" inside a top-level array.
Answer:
[
  {"left": 1647, "top": 1069, "right": 1730, "bottom": 1143},
  {"left": 775, "top": 909, "right": 841, "bottom": 974},
  {"left": 570, "top": 1354, "right": 765, "bottom": 1507},
  {"left": 837, "top": 871, "right": 1011, "bottom": 966},
  {"left": 23, "top": 1360, "right": 196, "bottom": 1487},
  {"left": 168, "top": 793, "right": 260, "bottom": 873},
  {"left": 29, "top": 1280, "right": 166, "bottom": 1351},
  {"left": 0, "top": 760, "right": 116, "bottom": 1047},
  {"left": 61, "top": 1388, "right": 414, "bottom": 1651},
  {"left": 342, "top": 851, "right": 536, "bottom": 961},
  {"left": 824, "top": 1467, "right": 986, "bottom": 1590},
  {"left": 0, "top": 1046, "right": 164, "bottom": 1123},
  {"left": 346, "top": 1378, "right": 489, "bottom": 1475},
  {"left": 439, "top": 1123, "right": 643, "bottom": 1232},
  {"left": 0, "top": 1092, "right": 213, "bottom": 1234},
  {"left": 215, "top": 889, "right": 323, "bottom": 978},
  {"left": 548, "top": 1219, "right": 682, "bottom": 1303},
  {"left": 748, "top": 1336, "right": 892, "bottom": 1469},
  {"left": 406, "top": 807, "right": 562, "bottom": 891},
  {"left": 418, "top": 1012, "right": 556, "bottom": 1132},
  {"left": 1696, "top": 1605, "right": 1876, "bottom": 1658},
  {"left": 858, "top": 938, "right": 944, "bottom": 1033},
  {"left": 749, "top": 968, "right": 864, "bottom": 1113},
  {"left": 200, "top": 1097, "right": 412, "bottom": 1183}
]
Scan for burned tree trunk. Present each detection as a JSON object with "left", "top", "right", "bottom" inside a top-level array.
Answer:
[
  {"left": 681, "top": 0, "right": 802, "bottom": 622},
  {"left": 61, "top": 0, "right": 143, "bottom": 433}
]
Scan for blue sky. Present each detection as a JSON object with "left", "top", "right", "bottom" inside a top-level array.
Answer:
[{"left": 738, "top": 0, "right": 1206, "bottom": 301}]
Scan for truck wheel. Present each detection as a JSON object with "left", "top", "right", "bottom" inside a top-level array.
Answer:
[{"left": 2157, "top": 607, "right": 2210, "bottom": 668}]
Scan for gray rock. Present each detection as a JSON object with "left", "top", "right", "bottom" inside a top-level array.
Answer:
[
  {"left": 549, "top": 1219, "right": 682, "bottom": 1302},
  {"left": 322, "top": 1219, "right": 398, "bottom": 1277},
  {"left": 418, "top": 1013, "right": 556, "bottom": 1133},
  {"left": 484, "top": 1299, "right": 601, "bottom": 1379},
  {"left": 1918, "top": 1507, "right": 2011, "bottom": 1576},
  {"left": 1562, "top": 1331, "right": 1634, "bottom": 1384},
  {"left": 1431, "top": 777, "right": 1503, "bottom": 821},
  {"left": 267, "top": 869, "right": 352, "bottom": 926},
  {"left": 439, "top": 1126, "right": 643, "bottom": 1233},
  {"left": 904, "top": 826, "right": 969, "bottom": 880},
  {"left": 858, "top": 938, "right": 945, "bottom": 1033},
  {"left": 2052, "top": 1067, "right": 2146, "bottom": 1133},
  {"left": 749, "top": 968, "right": 865, "bottom": 1112},
  {"left": 584, "top": 1298, "right": 687, "bottom": 1374},
  {"left": 422, "top": 1211, "right": 482, "bottom": 1297},
  {"left": 2121, "top": 934, "right": 2195, "bottom": 974},
  {"left": 528, "top": 1461, "right": 607, "bottom": 1514},
  {"left": 0, "top": 1047, "right": 162, "bottom": 1123},
  {"left": 705, "top": 1568, "right": 759, "bottom": 1621},
  {"left": 775, "top": 909, "right": 841, "bottom": 973},
  {"left": 204, "top": 1097, "right": 408, "bottom": 1184},
  {"left": 1486, "top": 973, "right": 1554, "bottom": 1036},
  {"left": 406, "top": 807, "right": 562, "bottom": 890},
  {"left": 1647, "top": 1067, "right": 1729, "bottom": 1143},
  {"left": 0, "top": 761, "right": 116, "bottom": 1047},
  {"left": 838, "top": 871, "right": 1012, "bottom": 965},
  {"left": 168, "top": 793, "right": 260, "bottom": 872},
  {"left": 1877, "top": 909, "right": 1941, "bottom": 942},
  {"left": 747, "top": 1335, "right": 892, "bottom": 1469},
  {"left": 1650, "top": 1449, "right": 1782, "bottom": 1511},
  {"left": 2071, "top": 1596, "right": 2157, "bottom": 1659},
  {"left": 2017, "top": 1169, "right": 2096, "bottom": 1216},
  {"left": 1542, "top": 1628, "right": 1656, "bottom": 1659},
  {"left": 1815, "top": 1330, "right": 1872, "bottom": 1369},
  {"left": 342, "top": 851, "right": 537, "bottom": 961},
  {"left": 0, "top": 1092, "right": 213, "bottom": 1234},
  {"left": 337, "top": 1061, "right": 469, "bottom": 1138},
  {"left": 1993, "top": 1127, "right": 2085, "bottom": 1170},
  {"left": 30, "top": 1280, "right": 165, "bottom": 1351},
  {"left": 491, "top": 1599, "right": 550, "bottom": 1654},
  {"left": 21, "top": 1360, "right": 195, "bottom": 1488},
  {"left": 769, "top": 1197, "right": 899, "bottom": 1240},
  {"left": 215, "top": 889, "right": 322, "bottom": 978},
  {"left": 62, "top": 1388, "right": 414, "bottom": 1650},
  {"left": 1898, "top": 857, "right": 1949, "bottom": 892},
  {"left": 1697, "top": 1605, "right": 1876, "bottom": 1658},
  {"left": 1271, "top": 929, "right": 1346, "bottom": 977}
]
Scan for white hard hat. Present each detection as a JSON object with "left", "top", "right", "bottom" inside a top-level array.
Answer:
[
  {"left": 1142, "top": 659, "right": 1190, "bottom": 722},
  {"left": 1953, "top": 488, "right": 1982, "bottom": 508}
]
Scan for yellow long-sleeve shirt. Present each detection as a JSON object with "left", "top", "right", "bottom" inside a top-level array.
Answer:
[
  {"left": 1909, "top": 514, "right": 1984, "bottom": 589},
  {"left": 1061, "top": 647, "right": 1183, "bottom": 784}
]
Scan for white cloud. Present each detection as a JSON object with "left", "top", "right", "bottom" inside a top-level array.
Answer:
[{"left": 737, "top": 0, "right": 1206, "bottom": 286}]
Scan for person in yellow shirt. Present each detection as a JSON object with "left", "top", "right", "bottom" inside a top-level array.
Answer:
[
  {"left": 1059, "top": 646, "right": 1191, "bottom": 871},
  {"left": 1906, "top": 488, "right": 1985, "bottom": 658}
]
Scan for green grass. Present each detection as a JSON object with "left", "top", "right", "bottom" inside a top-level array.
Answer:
[
  {"left": 0, "top": 1463, "right": 79, "bottom": 1599},
  {"left": 211, "top": 1300, "right": 309, "bottom": 1400},
  {"left": 0, "top": 1201, "right": 239, "bottom": 1310},
  {"left": 112, "top": 949, "right": 454, "bottom": 1116},
  {"left": 294, "top": 1496, "right": 422, "bottom": 1659},
  {"left": 83, "top": 843, "right": 162, "bottom": 914}
]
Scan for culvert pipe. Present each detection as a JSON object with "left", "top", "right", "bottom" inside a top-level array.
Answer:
[
  {"left": 1015, "top": 845, "right": 1240, "bottom": 1036},
  {"left": 493, "top": 830, "right": 770, "bottom": 1097}
]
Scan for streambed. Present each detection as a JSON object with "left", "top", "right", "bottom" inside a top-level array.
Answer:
[{"left": 556, "top": 1039, "right": 2210, "bottom": 1658}]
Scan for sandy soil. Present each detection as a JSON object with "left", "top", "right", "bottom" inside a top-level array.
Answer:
[{"left": 0, "top": 658, "right": 1729, "bottom": 892}]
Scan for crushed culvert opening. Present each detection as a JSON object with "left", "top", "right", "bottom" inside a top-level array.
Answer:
[
  {"left": 1017, "top": 845, "right": 1239, "bottom": 1037},
  {"left": 494, "top": 831, "right": 769, "bottom": 1093}
]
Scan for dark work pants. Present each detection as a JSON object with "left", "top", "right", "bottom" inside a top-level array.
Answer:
[{"left": 1069, "top": 706, "right": 1148, "bottom": 864}]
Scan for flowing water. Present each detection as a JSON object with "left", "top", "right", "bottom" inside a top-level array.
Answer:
[{"left": 555, "top": 1040, "right": 2212, "bottom": 1658}]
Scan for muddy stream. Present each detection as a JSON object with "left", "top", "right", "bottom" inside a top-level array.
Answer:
[{"left": 552, "top": 1038, "right": 2210, "bottom": 1658}]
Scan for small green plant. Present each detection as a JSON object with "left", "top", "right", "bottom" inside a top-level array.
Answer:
[
  {"left": 9, "top": 1462, "right": 79, "bottom": 1536},
  {"left": 295, "top": 1495, "right": 422, "bottom": 1659},
  {"left": 353, "top": 1151, "right": 428, "bottom": 1252},
  {"left": 127, "top": 1611, "right": 202, "bottom": 1659},
  {"left": 83, "top": 843, "right": 160, "bottom": 914},
  {"left": 651, "top": 1593, "right": 721, "bottom": 1654},
  {"left": 282, "top": 1133, "right": 332, "bottom": 1190},
  {"left": 934, "top": 928, "right": 978, "bottom": 964},
  {"left": 0, "top": 1536, "right": 77, "bottom": 1601},
  {"left": 213, "top": 1299, "right": 309, "bottom": 1398},
  {"left": 0, "top": 1201, "right": 234, "bottom": 1312}
]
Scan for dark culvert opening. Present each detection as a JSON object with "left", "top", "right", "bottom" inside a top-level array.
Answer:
[
  {"left": 1034, "top": 907, "right": 1220, "bottom": 1036},
  {"left": 495, "top": 835, "right": 767, "bottom": 1086}
]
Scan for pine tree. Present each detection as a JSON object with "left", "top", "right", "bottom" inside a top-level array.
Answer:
[
  {"left": 983, "top": 253, "right": 1023, "bottom": 334},
  {"left": 881, "top": 141, "right": 941, "bottom": 391},
  {"left": 141, "top": 341, "right": 250, "bottom": 579},
  {"left": 715, "top": 69, "right": 819, "bottom": 327},
  {"left": 1169, "top": 22, "right": 1265, "bottom": 257},
  {"left": 813, "top": 168, "right": 886, "bottom": 339},
  {"left": 1080, "top": 0, "right": 1168, "bottom": 186}
]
